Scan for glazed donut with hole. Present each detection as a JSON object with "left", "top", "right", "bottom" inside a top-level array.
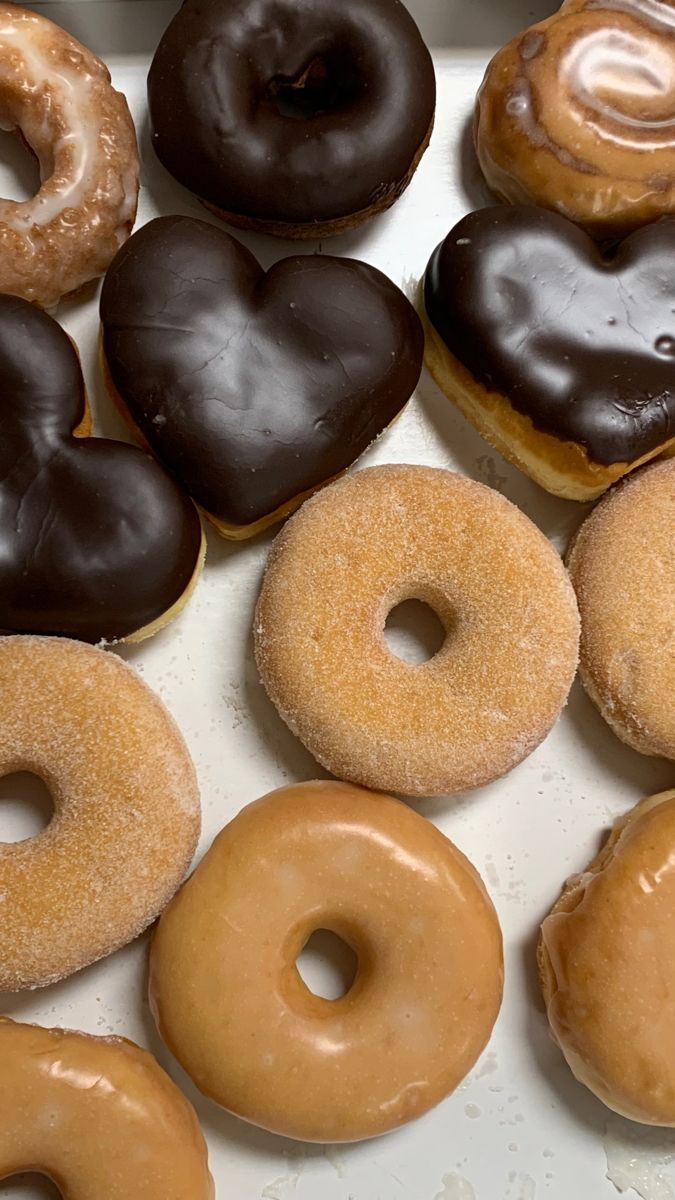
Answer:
[
  {"left": 254, "top": 465, "right": 580, "bottom": 797},
  {"left": 149, "top": 781, "right": 503, "bottom": 1142},
  {"left": 0, "top": 2, "right": 139, "bottom": 307},
  {"left": 0, "top": 1018, "right": 213, "bottom": 1197},
  {"left": 0, "top": 636, "right": 200, "bottom": 991}
]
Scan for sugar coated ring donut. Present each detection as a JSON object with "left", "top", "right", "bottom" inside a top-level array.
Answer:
[
  {"left": 0, "top": 3, "right": 139, "bottom": 308},
  {"left": 149, "top": 781, "right": 503, "bottom": 1142},
  {"left": 539, "top": 789, "right": 675, "bottom": 1124},
  {"left": 0, "top": 1018, "right": 213, "bottom": 1196},
  {"left": 147, "top": 0, "right": 435, "bottom": 238},
  {"left": 254, "top": 465, "right": 580, "bottom": 797},
  {"left": 0, "top": 636, "right": 200, "bottom": 991},
  {"left": 474, "top": 0, "right": 675, "bottom": 239},
  {"left": 567, "top": 457, "right": 675, "bottom": 759}
]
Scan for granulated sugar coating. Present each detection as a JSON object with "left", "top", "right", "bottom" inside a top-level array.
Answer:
[
  {"left": 254, "top": 464, "right": 580, "bottom": 797},
  {"left": 568, "top": 458, "right": 675, "bottom": 761},
  {"left": 0, "top": 636, "right": 200, "bottom": 990}
]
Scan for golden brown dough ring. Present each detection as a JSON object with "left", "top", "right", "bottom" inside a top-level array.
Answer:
[
  {"left": 254, "top": 464, "right": 580, "bottom": 796},
  {"left": 0, "top": 636, "right": 200, "bottom": 990},
  {"left": 0, "top": 1018, "right": 213, "bottom": 1197},
  {"left": 539, "top": 789, "right": 675, "bottom": 1124},
  {"left": 149, "top": 781, "right": 504, "bottom": 1142},
  {"left": 567, "top": 457, "right": 675, "bottom": 760},
  {"left": 0, "top": 3, "right": 139, "bottom": 307}
]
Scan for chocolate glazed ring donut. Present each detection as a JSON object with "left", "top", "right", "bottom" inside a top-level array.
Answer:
[{"left": 147, "top": 0, "right": 436, "bottom": 238}]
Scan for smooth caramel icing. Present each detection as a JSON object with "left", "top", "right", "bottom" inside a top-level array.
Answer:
[
  {"left": 0, "top": 1019, "right": 213, "bottom": 1196},
  {"left": 540, "top": 790, "right": 675, "bottom": 1124},
  {"left": 149, "top": 781, "right": 503, "bottom": 1142},
  {"left": 475, "top": 0, "right": 675, "bottom": 236}
]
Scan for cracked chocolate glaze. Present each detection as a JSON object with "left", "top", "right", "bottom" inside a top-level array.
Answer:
[
  {"left": 0, "top": 295, "right": 202, "bottom": 642},
  {"left": 424, "top": 206, "right": 675, "bottom": 466},
  {"left": 147, "top": 0, "right": 435, "bottom": 227},
  {"left": 100, "top": 215, "right": 424, "bottom": 527}
]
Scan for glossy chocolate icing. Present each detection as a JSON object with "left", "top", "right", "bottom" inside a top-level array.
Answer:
[
  {"left": 147, "top": 0, "right": 435, "bottom": 226},
  {"left": 100, "top": 215, "right": 424, "bottom": 527},
  {"left": 0, "top": 295, "right": 202, "bottom": 642},
  {"left": 424, "top": 206, "right": 675, "bottom": 466}
]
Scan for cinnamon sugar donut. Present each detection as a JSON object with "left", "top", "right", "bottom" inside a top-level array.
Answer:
[
  {"left": 254, "top": 465, "right": 580, "bottom": 797},
  {"left": 0, "top": 3, "right": 139, "bottom": 307},
  {"left": 475, "top": 0, "right": 675, "bottom": 238},
  {"left": 567, "top": 457, "right": 675, "bottom": 759},
  {"left": 539, "top": 789, "right": 675, "bottom": 1123},
  {"left": 0, "top": 636, "right": 200, "bottom": 991},
  {"left": 149, "top": 781, "right": 503, "bottom": 1142},
  {"left": 0, "top": 1018, "right": 213, "bottom": 1197}
]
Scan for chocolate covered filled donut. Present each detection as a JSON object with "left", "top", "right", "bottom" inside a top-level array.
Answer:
[
  {"left": 0, "top": 295, "right": 204, "bottom": 642},
  {"left": 147, "top": 0, "right": 436, "bottom": 238}
]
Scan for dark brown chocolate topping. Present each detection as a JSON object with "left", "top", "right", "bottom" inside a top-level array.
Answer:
[
  {"left": 0, "top": 295, "right": 202, "bottom": 642},
  {"left": 424, "top": 207, "right": 675, "bottom": 466},
  {"left": 99, "top": 215, "right": 424, "bottom": 526},
  {"left": 147, "top": 0, "right": 435, "bottom": 225}
]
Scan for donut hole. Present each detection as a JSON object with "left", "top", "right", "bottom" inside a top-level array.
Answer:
[
  {"left": 266, "top": 53, "right": 363, "bottom": 121},
  {"left": 384, "top": 599, "right": 448, "bottom": 665},
  {"left": 0, "top": 771, "right": 54, "bottom": 843},
  {"left": 0, "top": 128, "right": 41, "bottom": 202},
  {"left": 296, "top": 928, "right": 358, "bottom": 1000},
  {"left": 0, "top": 1175, "right": 62, "bottom": 1199}
]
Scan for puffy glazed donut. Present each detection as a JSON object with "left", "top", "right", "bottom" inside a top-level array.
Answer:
[
  {"left": 539, "top": 789, "right": 675, "bottom": 1124},
  {"left": 474, "top": 0, "right": 675, "bottom": 238},
  {"left": 567, "top": 458, "right": 675, "bottom": 759},
  {"left": 254, "top": 465, "right": 580, "bottom": 797},
  {"left": 0, "top": 3, "right": 139, "bottom": 308},
  {"left": 149, "top": 781, "right": 503, "bottom": 1142},
  {"left": 147, "top": 0, "right": 435, "bottom": 238},
  {"left": 0, "top": 1019, "right": 213, "bottom": 1196},
  {"left": 0, "top": 636, "right": 200, "bottom": 991},
  {"left": 422, "top": 207, "right": 675, "bottom": 502}
]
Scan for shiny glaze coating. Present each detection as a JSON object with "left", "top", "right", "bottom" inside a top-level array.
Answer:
[
  {"left": 100, "top": 216, "right": 424, "bottom": 532},
  {"left": 149, "top": 781, "right": 503, "bottom": 1142},
  {"left": 424, "top": 206, "right": 675, "bottom": 468},
  {"left": 539, "top": 789, "right": 675, "bottom": 1124},
  {"left": 0, "top": 636, "right": 200, "bottom": 991},
  {"left": 254, "top": 466, "right": 579, "bottom": 797},
  {"left": 147, "top": 0, "right": 435, "bottom": 233},
  {"left": 0, "top": 3, "right": 139, "bottom": 307},
  {"left": 0, "top": 1018, "right": 213, "bottom": 1196},
  {"left": 0, "top": 295, "right": 202, "bottom": 642},
  {"left": 475, "top": 0, "right": 675, "bottom": 238}
]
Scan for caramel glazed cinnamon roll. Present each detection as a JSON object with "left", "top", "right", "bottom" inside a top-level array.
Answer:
[{"left": 475, "top": 0, "right": 675, "bottom": 238}]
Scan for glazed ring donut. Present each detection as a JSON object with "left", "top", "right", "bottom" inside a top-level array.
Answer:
[
  {"left": 254, "top": 465, "right": 580, "bottom": 797},
  {"left": 0, "top": 636, "right": 200, "bottom": 991},
  {"left": 0, "top": 3, "right": 139, "bottom": 308},
  {"left": 149, "top": 781, "right": 503, "bottom": 1142},
  {"left": 0, "top": 1019, "right": 213, "bottom": 1196},
  {"left": 147, "top": 0, "right": 435, "bottom": 238},
  {"left": 539, "top": 789, "right": 675, "bottom": 1124},
  {"left": 474, "top": 0, "right": 675, "bottom": 238},
  {"left": 567, "top": 457, "right": 675, "bottom": 759}
]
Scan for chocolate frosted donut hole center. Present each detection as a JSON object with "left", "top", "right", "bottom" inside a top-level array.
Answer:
[{"left": 266, "top": 49, "right": 363, "bottom": 121}]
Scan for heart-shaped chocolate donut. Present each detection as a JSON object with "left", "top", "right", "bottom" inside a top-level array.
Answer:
[
  {"left": 100, "top": 215, "right": 424, "bottom": 535},
  {"left": 0, "top": 295, "right": 203, "bottom": 642},
  {"left": 423, "top": 206, "right": 675, "bottom": 499}
]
